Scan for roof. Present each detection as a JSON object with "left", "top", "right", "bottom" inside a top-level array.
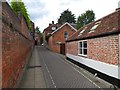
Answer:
[
  {"left": 67, "top": 9, "right": 120, "bottom": 42},
  {"left": 43, "top": 24, "right": 56, "bottom": 33},
  {"left": 43, "top": 23, "right": 62, "bottom": 34},
  {"left": 51, "top": 22, "right": 77, "bottom": 35}
]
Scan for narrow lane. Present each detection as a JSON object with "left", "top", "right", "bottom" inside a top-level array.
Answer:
[{"left": 38, "top": 46, "right": 98, "bottom": 88}]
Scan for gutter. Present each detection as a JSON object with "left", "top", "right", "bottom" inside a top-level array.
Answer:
[{"left": 66, "top": 30, "right": 120, "bottom": 42}]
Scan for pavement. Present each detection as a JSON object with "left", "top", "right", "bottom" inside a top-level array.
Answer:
[
  {"left": 18, "top": 46, "right": 46, "bottom": 88},
  {"left": 18, "top": 46, "right": 118, "bottom": 89}
]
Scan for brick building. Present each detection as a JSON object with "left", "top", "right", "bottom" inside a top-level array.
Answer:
[
  {"left": 30, "top": 21, "right": 35, "bottom": 39},
  {"left": 48, "top": 22, "right": 77, "bottom": 54},
  {"left": 34, "top": 32, "right": 41, "bottom": 45},
  {"left": 2, "top": 2, "right": 34, "bottom": 88},
  {"left": 66, "top": 9, "right": 120, "bottom": 86},
  {"left": 43, "top": 21, "right": 61, "bottom": 47}
]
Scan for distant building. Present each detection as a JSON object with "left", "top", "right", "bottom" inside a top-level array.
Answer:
[
  {"left": 43, "top": 21, "right": 61, "bottom": 46},
  {"left": 30, "top": 21, "right": 35, "bottom": 39},
  {"left": 34, "top": 31, "right": 41, "bottom": 45},
  {"left": 48, "top": 22, "right": 77, "bottom": 55}
]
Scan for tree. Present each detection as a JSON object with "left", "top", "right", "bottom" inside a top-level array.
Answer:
[
  {"left": 58, "top": 9, "right": 76, "bottom": 24},
  {"left": 45, "top": 34, "right": 51, "bottom": 43},
  {"left": 35, "top": 26, "right": 42, "bottom": 35},
  {"left": 77, "top": 10, "right": 95, "bottom": 29},
  {"left": 35, "top": 26, "right": 43, "bottom": 44},
  {"left": 10, "top": 0, "right": 31, "bottom": 31}
]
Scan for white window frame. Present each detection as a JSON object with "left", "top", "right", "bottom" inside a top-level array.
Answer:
[
  {"left": 78, "top": 27, "right": 87, "bottom": 36},
  {"left": 78, "top": 40, "right": 87, "bottom": 56},
  {"left": 89, "top": 21, "right": 101, "bottom": 33}
]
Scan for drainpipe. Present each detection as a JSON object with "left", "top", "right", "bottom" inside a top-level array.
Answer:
[
  {"left": 118, "top": 34, "right": 120, "bottom": 79},
  {"left": 119, "top": 34, "right": 120, "bottom": 65},
  {"left": 118, "top": 1, "right": 120, "bottom": 80}
]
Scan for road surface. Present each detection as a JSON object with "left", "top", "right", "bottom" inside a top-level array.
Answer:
[{"left": 38, "top": 46, "right": 98, "bottom": 88}]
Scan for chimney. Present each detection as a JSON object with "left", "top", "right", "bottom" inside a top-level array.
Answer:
[
  {"left": 116, "top": 1, "right": 120, "bottom": 11},
  {"left": 52, "top": 21, "right": 54, "bottom": 24}
]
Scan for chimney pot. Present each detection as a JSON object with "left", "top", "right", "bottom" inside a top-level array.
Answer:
[{"left": 52, "top": 21, "right": 54, "bottom": 24}]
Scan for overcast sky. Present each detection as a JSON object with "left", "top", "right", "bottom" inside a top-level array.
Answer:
[{"left": 7, "top": 0, "right": 120, "bottom": 32}]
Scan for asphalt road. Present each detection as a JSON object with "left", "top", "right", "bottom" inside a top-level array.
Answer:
[{"left": 37, "top": 46, "right": 98, "bottom": 88}]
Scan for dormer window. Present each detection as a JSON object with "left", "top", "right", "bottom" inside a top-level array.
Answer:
[
  {"left": 89, "top": 21, "right": 101, "bottom": 33},
  {"left": 78, "top": 27, "right": 87, "bottom": 36}
]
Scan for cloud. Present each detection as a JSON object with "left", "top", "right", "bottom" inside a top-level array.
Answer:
[
  {"left": 20, "top": 0, "right": 120, "bottom": 32},
  {"left": 119, "top": 1, "right": 120, "bottom": 8},
  {"left": 23, "top": 0, "right": 49, "bottom": 21}
]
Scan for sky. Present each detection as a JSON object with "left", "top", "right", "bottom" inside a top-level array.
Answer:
[{"left": 7, "top": 0, "right": 120, "bottom": 32}]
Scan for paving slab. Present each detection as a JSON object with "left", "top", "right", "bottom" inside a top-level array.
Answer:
[{"left": 18, "top": 46, "right": 46, "bottom": 88}]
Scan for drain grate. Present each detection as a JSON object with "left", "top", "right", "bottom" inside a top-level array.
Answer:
[{"left": 27, "top": 65, "right": 41, "bottom": 69}]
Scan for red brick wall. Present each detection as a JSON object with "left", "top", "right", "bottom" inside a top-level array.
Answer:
[
  {"left": 53, "top": 25, "right": 75, "bottom": 43},
  {"left": 66, "top": 35, "right": 119, "bottom": 65},
  {"left": 88, "top": 35, "right": 119, "bottom": 65},
  {"left": 66, "top": 41, "right": 78, "bottom": 55},
  {"left": 48, "top": 37, "right": 59, "bottom": 53},
  {"left": 20, "top": 14, "right": 32, "bottom": 40},
  {"left": 2, "top": 2, "right": 34, "bottom": 88},
  {"left": 48, "top": 24, "right": 76, "bottom": 53}
]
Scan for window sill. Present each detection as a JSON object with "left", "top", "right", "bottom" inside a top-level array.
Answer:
[{"left": 78, "top": 54, "right": 88, "bottom": 58}]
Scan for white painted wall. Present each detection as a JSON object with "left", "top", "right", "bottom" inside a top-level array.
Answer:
[{"left": 66, "top": 53, "right": 120, "bottom": 80}]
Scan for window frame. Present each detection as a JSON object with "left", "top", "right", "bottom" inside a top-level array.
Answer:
[
  {"left": 64, "top": 31, "right": 68, "bottom": 39},
  {"left": 89, "top": 21, "right": 101, "bottom": 33},
  {"left": 78, "top": 27, "right": 87, "bottom": 36},
  {"left": 78, "top": 40, "right": 87, "bottom": 56}
]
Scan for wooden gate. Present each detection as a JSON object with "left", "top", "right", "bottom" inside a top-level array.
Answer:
[{"left": 60, "top": 43, "right": 65, "bottom": 55}]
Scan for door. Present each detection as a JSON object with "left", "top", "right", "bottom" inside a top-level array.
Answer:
[{"left": 60, "top": 43, "right": 65, "bottom": 55}]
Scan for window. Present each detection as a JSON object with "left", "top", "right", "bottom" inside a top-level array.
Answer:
[
  {"left": 78, "top": 27, "right": 87, "bottom": 36},
  {"left": 78, "top": 41, "right": 87, "bottom": 56},
  {"left": 64, "top": 31, "right": 68, "bottom": 39},
  {"left": 89, "top": 21, "right": 101, "bottom": 33}
]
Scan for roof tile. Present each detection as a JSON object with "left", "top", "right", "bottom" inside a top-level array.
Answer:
[{"left": 67, "top": 9, "right": 120, "bottom": 42}]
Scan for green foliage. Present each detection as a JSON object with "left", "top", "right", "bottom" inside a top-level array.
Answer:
[
  {"left": 10, "top": 0, "right": 32, "bottom": 31},
  {"left": 58, "top": 9, "right": 76, "bottom": 24},
  {"left": 35, "top": 26, "right": 42, "bottom": 35},
  {"left": 40, "top": 36, "right": 43, "bottom": 44},
  {"left": 77, "top": 10, "right": 95, "bottom": 29},
  {"left": 35, "top": 26, "right": 43, "bottom": 44}
]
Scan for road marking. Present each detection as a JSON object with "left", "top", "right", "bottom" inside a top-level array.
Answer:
[
  {"left": 44, "top": 62, "right": 57, "bottom": 88},
  {"left": 60, "top": 57, "right": 101, "bottom": 88},
  {"left": 40, "top": 53, "right": 57, "bottom": 88}
]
